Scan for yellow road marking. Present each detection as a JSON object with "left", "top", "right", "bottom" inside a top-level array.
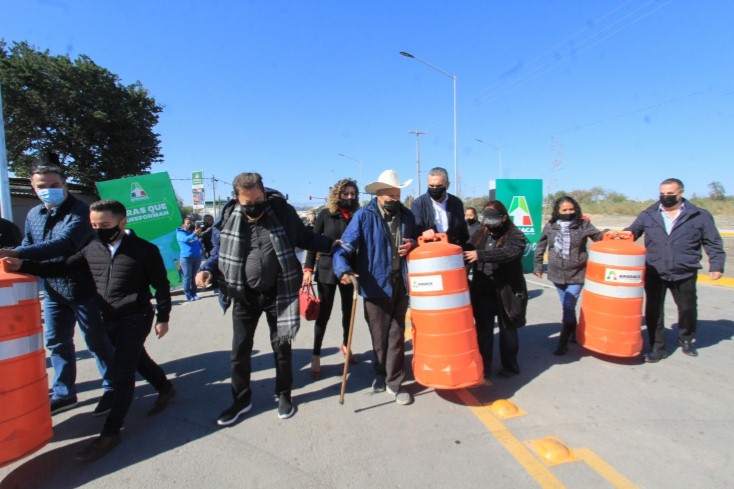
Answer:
[
  {"left": 574, "top": 448, "right": 640, "bottom": 489},
  {"left": 456, "top": 389, "right": 566, "bottom": 488},
  {"left": 698, "top": 274, "right": 734, "bottom": 287}
]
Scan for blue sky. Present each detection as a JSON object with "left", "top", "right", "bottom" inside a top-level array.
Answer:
[{"left": 2, "top": 0, "right": 733, "bottom": 205}]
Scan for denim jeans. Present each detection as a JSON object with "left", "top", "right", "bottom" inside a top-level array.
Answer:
[
  {"left": 553, "top": 283, "right": 583, "bottom": 325},
  {"left": 44, "top": 295, "right": 115, "bottom": 400},
  {"left": 101, "top": 306, "right": 172, "bottom": 436},
  {"left": 180, "top": 256, "right": 201, "bottom": 300}
]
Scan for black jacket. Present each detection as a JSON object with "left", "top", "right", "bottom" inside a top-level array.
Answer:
[
  {"left": 468, "top": 224, "right": 528, "bottom": 329},
  {"left": 20, "top": 230, "right": 172, "bottom": 322},
  {"left": 203, "top": 189, "right": 333, "bottom": 307},
  {"left": 626, "top": 199, "right": 725, "bottom": 280},
  {"left": 410, "top": 192, "right": 469, "bottom": 249},
  {"left": 0, "top": 217, "right": 22, "bottom": 248},
  {"left": 303, "top": 207, "right": 353, "bottom": 285}
]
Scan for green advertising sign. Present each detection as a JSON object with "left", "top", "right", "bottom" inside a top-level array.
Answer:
[
  {"left": 491, "top": 179, "right": 543, "bottom": 273},
  {"left": 96, "top": 172, "right": 183, "bottom": 287}
]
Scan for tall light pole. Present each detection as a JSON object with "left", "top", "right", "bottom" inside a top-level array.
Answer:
[
  {"left": 399, "top": 51, "right": 458, "bottom": 197},
  {"left": 408, "top": 130, "right": 426, "bottom": 195},
  {"left": 337, "top": 153, "right": 362, "bottom": 185},
  {"left": 475, "top": 139, "right": 503, "bottom": 179}
]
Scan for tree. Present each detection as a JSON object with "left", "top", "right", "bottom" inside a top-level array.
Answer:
[
  {"left": 0, "top": 40, "right": 163, "bottom": 186},
  {"left": 708, "top": 181, "right": 726, "bottom": 201}
]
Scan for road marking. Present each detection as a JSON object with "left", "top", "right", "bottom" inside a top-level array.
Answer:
[
  {"left": 456, "top": 389, "right": 566, "bottom": 488},
  {"left": 574, "top": 448, "right": 639, "bottom": 489}
]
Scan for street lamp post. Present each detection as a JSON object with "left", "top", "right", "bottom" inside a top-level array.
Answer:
[
  {"left": 400, "top": 51, "right": 458, "bottom": 197},
  {"left": 408, "top": 130, "right": 426, "bottom": 195},
  {"left": 337, "top": 153, "right": 362, "bottom": 185},
  {"left": 475, "top": 139, "right": 503, "bottom": 179}
]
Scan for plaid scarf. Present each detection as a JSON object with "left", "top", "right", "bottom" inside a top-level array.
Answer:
[
  {"left": 554, "top": 220, "right": 572, "bottom": 260},
  {"left": 219, "top": 204, "right": 301, "bottom": 345}
]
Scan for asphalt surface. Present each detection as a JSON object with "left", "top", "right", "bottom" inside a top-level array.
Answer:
[{"left": 1, "top": 276, "right": 733, "bottom": 489}]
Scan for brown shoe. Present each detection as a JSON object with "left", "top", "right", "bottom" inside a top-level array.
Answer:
[
  {"left": 75, "top": 435, "right": 121, "bottom": 462},
  {"left": 310, "top": 355, "right": 321, "bottom": 380},
  {"left": 148, "top": 387, "right": 177, "bottom": 416},
  {"left": 340, "top": 344, "right": 357, "bottom": 364}
]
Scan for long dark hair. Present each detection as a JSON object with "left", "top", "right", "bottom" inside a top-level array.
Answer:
[
  {"left": 550, "top": 196, "right": 582, "bottom": 224},
  {"left": 472, "top": 200, "right": 518, "bottom": 249}
]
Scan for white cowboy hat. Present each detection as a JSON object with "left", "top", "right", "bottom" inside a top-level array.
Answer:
[{"left": 364, "top": 170, "right": 413, "bottom": 194}]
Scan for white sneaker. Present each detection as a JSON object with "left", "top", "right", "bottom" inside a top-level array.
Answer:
[{"left": 386, "top": 386, "right": 413, "bottom": 405}]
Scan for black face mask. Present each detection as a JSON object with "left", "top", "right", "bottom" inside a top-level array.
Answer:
[
  {"left": 241, "top": 201, "right": 268, "bottom": 218},
  {"left": 96, "top": 226, "right": 122, "bottom": 244},
  {"left": 659, "top": 194, "right": 679, "bottom": 208},
  {"left": 466, "top": 218, "right": 477, "bottom": 226},
  {"left": 339, "top": 198, "right": 358, "bottom": 210},
  {"left": 382, "top": 200, "right": 400, "bottom": 215},
  {"left": 558, "top": 213, "right": 576, "bottom": 222},
  {"left": 186, "top": 224, "right": 196, "bottom": 232},
  {"left": 427, "top": 187, "right": 447, "bottom": 201}
]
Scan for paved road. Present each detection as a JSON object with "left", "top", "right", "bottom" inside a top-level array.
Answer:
[{"left": 2, "top": 277, "right": 733, "bottom": 488}]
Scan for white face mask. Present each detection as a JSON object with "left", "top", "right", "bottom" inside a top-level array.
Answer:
[{"left": 36, "top": 188, "right": 66, "bottom": 207}]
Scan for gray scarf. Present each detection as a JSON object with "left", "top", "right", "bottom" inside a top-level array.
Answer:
[
  {"left": 219, "top": 204, "right": 302, "bottom": 345},
  {"left": 554, "top": 220, "right": 572, "bottom": 260}
]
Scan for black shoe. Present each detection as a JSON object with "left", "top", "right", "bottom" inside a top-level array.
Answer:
[
  {"left": 679, "top": 340, "right": 698, "bottom": 357},
  {"left": 50, "top": 396, "right": 78, "bottom": 415},
  {"left": 148, "top": 387, "right": 177, "bottom": 416},
  {"left": 277, "top": 395, "right": 295, "bottom": 419},
  {"left": 216, "top": 401, "right": 252, "bottom": 426},
  {"left": 93, "top": 391, "right": 114, "bottom": 417},
  {"left": 644, "top": 349, "right": 668, "bottom": 363},
  {"left": 553, "top": 344, "right": 568, "bottom": 356},
  {"left": 75, "top": 434, "right": 121, "bottom": 462},
  {"left": 497, "top": 368, "right": 519, "bottom": 378},
  {"left": 372, "top": 376, "right": 386, "bottom": 393}
]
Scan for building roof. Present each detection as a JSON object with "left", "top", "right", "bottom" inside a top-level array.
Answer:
[{"left": 8, "top": 177, "right": 98, "bottom": 199}]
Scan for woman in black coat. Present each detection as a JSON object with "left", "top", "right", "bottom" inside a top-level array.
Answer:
[
  {"left": 302, "top": 178, "right": 360, "bottom": 378},
  {"left": 533, "top": 196, "right": 607, "bottom": 355},
  {"left": 464, "top": 201, "right": 528, "bottom": 379}
]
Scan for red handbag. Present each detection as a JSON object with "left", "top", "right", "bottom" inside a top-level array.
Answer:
[{"left": 299, "top": 283, "right": 321, "bottom": 321}]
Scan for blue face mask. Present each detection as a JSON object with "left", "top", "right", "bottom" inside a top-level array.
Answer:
[{"left": 36, "top": 188, "right": 66, "bottom": 207}]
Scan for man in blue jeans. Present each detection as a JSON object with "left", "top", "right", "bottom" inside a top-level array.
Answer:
[{"left": 0, "top": 162, "right": 115, "bottom": 415}]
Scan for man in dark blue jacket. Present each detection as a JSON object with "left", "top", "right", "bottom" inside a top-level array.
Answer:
[
  {"left": 333, "top": 170, "right": 418, "bottom": 405},
  {"left": 196, "top": 173, "right": 333, "bottom": 426},
  {"left": 410, "top": 167, "right": 469, "bottom": 249},
  {"left": 626, "top": 178, "right": 725, "bottom": 362},
  {"left": 0, "top": 164, "right": 114, "bottom": 415}
]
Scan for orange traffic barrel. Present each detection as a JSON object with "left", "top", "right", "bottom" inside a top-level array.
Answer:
[
  {"left": 0, "top": 264, "right": 52, "bottom": 468},
  {"left": 407, "top": 233, "right": 483, "bottom": 389},
  {"left": 578, "top": 233, "right": 645, "bottom": 357}
]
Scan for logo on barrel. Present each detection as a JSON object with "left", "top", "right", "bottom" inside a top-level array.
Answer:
[
  {"left": 508, "top": 196, "right": 534, "bottom": 234},
  {"left": 410, "top": 275, "right": 444, "bottom": 292},
  {"left": 605, "top": 268, "right": 642, "bottom": 284}
]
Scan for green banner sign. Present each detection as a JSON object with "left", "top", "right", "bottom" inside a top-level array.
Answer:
[
  {"left": 96, "top": 172, "right": 183, "bottom": 287},
  {"left": 491, "top": 179, "right": 543, "bottom": 273}
]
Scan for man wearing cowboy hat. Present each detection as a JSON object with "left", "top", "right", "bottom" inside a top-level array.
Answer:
[{"left": 333, "top": 170, "right": 419, "bottom": 405}]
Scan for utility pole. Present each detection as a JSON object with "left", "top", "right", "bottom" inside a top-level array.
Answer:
[
  {"left": 211, "top": 176, "right": 218, "bottom": 219},
  {"left": 409, "top": 130, "right": 427, "bottom": 195}
]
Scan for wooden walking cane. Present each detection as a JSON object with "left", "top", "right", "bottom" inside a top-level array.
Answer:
[{"left": 339, "top": 275, "right": 359, "bottom": 404}]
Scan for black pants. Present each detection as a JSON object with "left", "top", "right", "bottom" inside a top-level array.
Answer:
[
  {"left": 644, "top": 267, "right": 698, "bottom": 351},
  {"left": 102, "top": 307, "right": 172, "bottom": 436},
  {"left": 470, "top": 273, "right": 519, "bottom": 376},
  {"left": 231, "top": 290, "right": 292, "bottom": 405},
  {"left": 363, "top": 279, "right": 408, "bottom": 392},
  {"left": 313, "top": 281, "right": 354, "bottom": 355}
]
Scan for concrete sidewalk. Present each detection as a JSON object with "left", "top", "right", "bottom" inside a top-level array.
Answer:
[{"left": 2, "top": 277, "right": 733, "bottom": 488}]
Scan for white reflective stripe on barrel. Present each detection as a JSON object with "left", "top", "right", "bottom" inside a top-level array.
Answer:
[
  {"left": 584, "top": 279, "right": 644, "bottom": 299},
  {"left": 0, "top": 281, "right": 38, "bottom": 307},
  {"left": 408, "top": 254, "right": 465, "bottom": 274},
  {"left": 0, "top": 333, "right": 43, "bottom": 362},
  {"left": 588, "top": 250, "right": 646, "bottom": 268},
  {"left": 410, "top": 291, "right": 470, "bottom": 311}
]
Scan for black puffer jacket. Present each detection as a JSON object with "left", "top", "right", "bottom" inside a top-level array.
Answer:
[{"left": 20, "top": 230, "right": 171, "bottom": 322}]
